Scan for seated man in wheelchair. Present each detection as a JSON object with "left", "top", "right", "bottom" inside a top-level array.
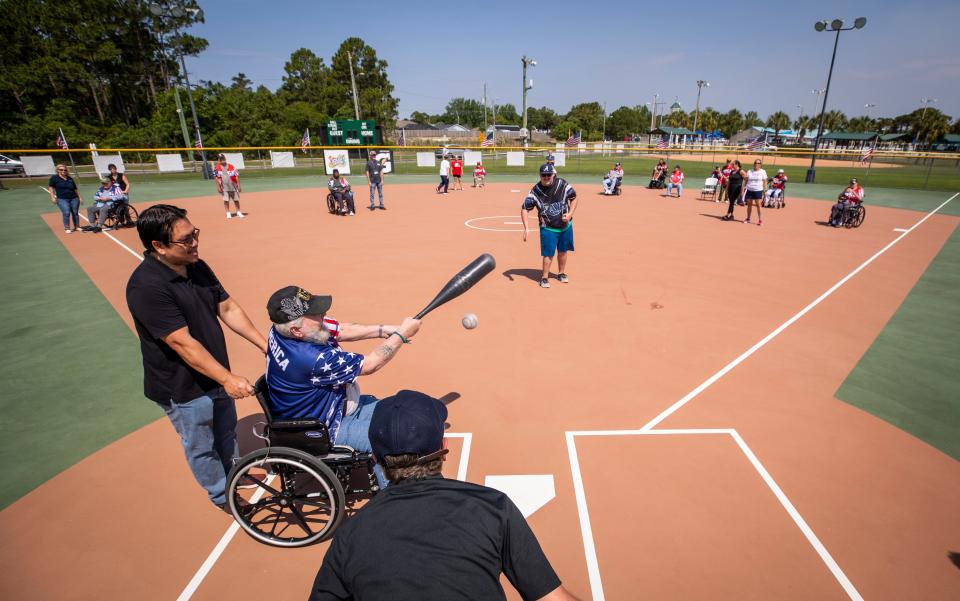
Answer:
[
  {"left": 602, "top": 162, "right": 624, "bottom": 195},
  {"left": 763, "top": 169, "right": 788, "bottom": 208},
  {"left": 327, "top": 169, "right": 356, "bottom": 215},
  {"left": 829, "top": 178, "right": 864, "bottom": 227},
  {"left": 648, "top": 158, "right": 667, "bottom": 189},
  {"left": 264, "top": 285, "right": 421, "bottom": 487},
  {"left": 82, "top": 177, "right": 126, "bottom": 233}
]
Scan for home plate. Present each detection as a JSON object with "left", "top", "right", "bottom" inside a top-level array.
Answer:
[{"left": 484, "top": 474, "right": 555, "bottom": 518}]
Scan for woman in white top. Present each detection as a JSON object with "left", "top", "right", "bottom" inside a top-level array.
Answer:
[{"left": 743, "top": 159, "right": 768, "bottom": 225}]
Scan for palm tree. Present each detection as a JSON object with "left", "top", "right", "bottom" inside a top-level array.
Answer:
[
  {"left": 765, "top": 111, "right": 791, "bottom": 140},
  {"left": 698, "top": 107, "right": 720, "bottom": 134},
  {"left": 743, "top": 111, "right": 763, "bottom": 128},
  {"left": 846, "top": 115, "right": 876, "bottom": 133},
  {"left": 719, "top": 109, "right": 743, "bottom": 138},
  {"left": 821, "top": 110, "right": 848, "bottom": 133},
  {"left": 915, "top": 108, "right": 950, "bottom": 147}
]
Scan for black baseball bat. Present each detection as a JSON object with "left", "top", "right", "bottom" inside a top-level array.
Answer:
[{"left": 414, "top": 254, "right": 496, "bottom": 319}]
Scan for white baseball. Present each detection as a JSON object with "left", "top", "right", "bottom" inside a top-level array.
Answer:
[{"left": 461, "top": 313, "right": 478, "bottom": 330}]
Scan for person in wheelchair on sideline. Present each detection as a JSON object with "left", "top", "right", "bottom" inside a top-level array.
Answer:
[
  {"left": 264, "top": 286, "right": 421, "bottom": 487},
  {"left": 829, "top": 178, "right": 864, "bottom": 227},
  {"left": 327, "top": 169, "right": 355, "bottom": 215},
  {"left": 602, "top": 162, "right": 623, "bottom": 195},
  {"left": 82, "top": 177, "right": 123, "bottom": 233}
]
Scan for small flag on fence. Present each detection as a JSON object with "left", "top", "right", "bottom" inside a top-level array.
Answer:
[
  {"left": 565, "top": 131, "right": 581, "bottom": 147},
  {"left": 194, "top": 136, "right": 203, "bottom": 150},
  {"left": 56, "top": 128, "right": 69, "bottom": 149},
  {"left": 301, "top": 128, "right": 311, "bottom": 152},
  {"left": 859, "top": 144, "right": 876, "bottom": 164},
  {"left": 398, "top": 128, "right": 406, "bottom": 147},
  {"left": 481, "top": 130, "right": 495, "bottom": 147},
  {"left": 744, "top": 131, "right": 767, "bottom": 151},
  {"left": 656, "top": 136, "right": 668, "bottom": 149}
]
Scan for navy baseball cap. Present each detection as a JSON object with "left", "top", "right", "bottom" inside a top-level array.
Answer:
[
  {"left": 539, "top": 163, "right": 556, "bottom": 175},
  {"left": 369, "top": 390, "right": 448, "bottom": 462},
  {"left": 266, "top": 286, "right": 332, "bottom": 324}
]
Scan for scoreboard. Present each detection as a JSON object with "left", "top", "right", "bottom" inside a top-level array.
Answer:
[{"left": 321, "top": 120, "right": 381, "bottom": 146}]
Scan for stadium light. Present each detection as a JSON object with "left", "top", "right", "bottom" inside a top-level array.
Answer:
[
  {"left": 521, "top": 56, "right": 536, "bottom": 148},
  {"left": 150, "top": 2, "right": 211, "bottom": 179},
  {"left": 692, "top": 80, "right": 710, "bottom": 136},
  {"left": 805, "top": 17, "right": 868, "bottom": 183}
]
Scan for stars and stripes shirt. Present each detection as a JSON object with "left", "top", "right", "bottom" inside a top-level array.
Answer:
[
  {"left": 522, "top": 177, "right": 577, "bottom": 230},
  {"left": 214, "top": 163, "right": 239, "bottom": 193},
  {"left": 265, "top": 319, "right": 363, "bottom": 440}
]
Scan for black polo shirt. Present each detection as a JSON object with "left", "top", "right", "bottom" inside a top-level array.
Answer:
[
  {"left": 48, "top": 174, "right": 79, "bottom": 199},
  {"left": 126, "top": 252, "right": 230, "bottom": 404},
  {"left": 310, "top": 476, "right": 561, "bottom": 601}
]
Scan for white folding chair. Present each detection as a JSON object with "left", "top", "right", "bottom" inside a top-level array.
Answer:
[{"left": 700, "top": 177, "right": 719, "bottom": 200}]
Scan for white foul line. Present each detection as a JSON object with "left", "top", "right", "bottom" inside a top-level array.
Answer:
[
  {"left": 893, "top": 228, "right": 909, "bottom": 232},
  {"left": 177, "top": 434, "right": 473, "bottom": 601},
  {"left": 38, "top": 186, "right": 143, "bottom": 262},
  {"left": 566, "top": 191, "right": 957, "bottom": 600},
  {"left": 640, "top": 191, "right": 957, "bottom": 432}
]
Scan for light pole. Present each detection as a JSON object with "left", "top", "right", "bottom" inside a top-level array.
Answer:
[
  {"left": 805, "top": 17, "right": 867, "bottom": 183},
  {"left": 521, "top": 55, "right": 536, "bottom": 147},
  {"left": 692, "top": 80, "right": 710, "bottom": 135},
  {"left": 347, "top": 50, "right": 361, "bottom": 120},
  {"left": 150, "top": 2, "right": 210, "bottom": 179}
]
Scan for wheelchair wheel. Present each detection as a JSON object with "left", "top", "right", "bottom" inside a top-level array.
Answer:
[
  {"left": 851, "top": 205, "right": 865, "bottom": 228},
  {"left": 326, "top": 194, "right": 338, "bottom": 215},
  {"left": 227, "top": 447, "right": 345, "bottom": 547},
  {"left": 103, "top": 204, "right": 138, "bottom": 229}
]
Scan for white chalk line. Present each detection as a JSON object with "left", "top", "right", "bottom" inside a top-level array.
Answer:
[
  {"left": 566, "top": 191, "right": 957, "bottom": 600},
  {"left": 177, "top": 433, "right": 474, "bottom": 600},
  {"left": 38, "top": 186, "right": 143, "bottom": 262},
  {"left": 893, "top": 228, "right": 909, "bottom": 232},
  {"left": 465, "top": 215, "right": 528, "bottom": 233}
]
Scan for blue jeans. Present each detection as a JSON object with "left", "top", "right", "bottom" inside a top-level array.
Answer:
[
  {"left": 335, "top": 395, "right": 387, "bottom": 488},
  {"left": 437, "top": 176, "right": 449, "bottom": 193},
  {"left": 667, "top": 182, "right": 683, "bottom": 197},
  {"left": 161, "top": 388, "right": 239, "bottom": 505},
  {"left": 57, "top": 197, "right": 81, "bottom": 229},
  {"left": 369, "top": 181, "right": 383, "bottom": 207}
]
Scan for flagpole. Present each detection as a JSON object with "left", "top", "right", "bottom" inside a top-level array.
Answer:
[{"left": 60, "top": 128, "right": 79, "bottom": 180}]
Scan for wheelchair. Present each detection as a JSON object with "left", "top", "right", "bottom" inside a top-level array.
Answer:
[
  {"left": 103, "top": 199, "right": 138, "bottom": 229},
  {"left": 326, "top": 190, "right": 354, "bottom": 215},
  {"left": 648, "top": 171, "right": 666, "bottom": 189},
  {"left": 225, "top": 376, "right": 380, "bottom": 547},
  {"left": 839, "top": 202, "right": 865, "bottom": 228},
  {"left": 602, "top": 176, "right": 622, "bottom": 196}
]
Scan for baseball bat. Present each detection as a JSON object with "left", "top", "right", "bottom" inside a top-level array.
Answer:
[{"left": 414, "top": 254, "right": 496, "bottom": 319}]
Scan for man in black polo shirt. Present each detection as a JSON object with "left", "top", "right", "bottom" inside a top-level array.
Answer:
[
  {"left": 309, "top": 391, "right": 580, "bottom": 601},
  {"left": 126, "top": 204, "right": 268, "bottom": 510}
]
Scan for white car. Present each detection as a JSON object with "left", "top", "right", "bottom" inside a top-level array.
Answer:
[{"left": 0, "top": 154, "right": 24, "bottom": 175}]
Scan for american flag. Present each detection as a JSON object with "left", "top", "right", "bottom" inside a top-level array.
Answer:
[
  {"left": 398, "top": 128, "right": 406, "bottom": 147},
  {"left": 301, "top": 128, "right": 311, "bottom": 152},
  {"left": 744, "top": 131, "right": 767, "bottom": 151},
  {"left": 56, "top": 129, "right": 68, "bottom": 149},
  {"left": 565, "top": 131, "right": 581, "bottom": 147},
  {"left": 655, "top": 136, "right": 668, "bottom": 149},
  {"left": 859, "top": 144, "right": 876, "bottom": 164},
  {"left": 481, "top": 130, "right": 494, "bottom": 147},
  {"left": 194, "top": 136, "right": 203, "bottom": 149}
]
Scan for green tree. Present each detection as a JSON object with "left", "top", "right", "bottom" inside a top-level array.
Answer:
[
  {"left": 821, "top": 110, "right": 848, "bottom": 132},
  {"left": 606, "top": 106, "right": 642, "bottom": 140},
  {"left": 718, "top": 109, "right": 744, "bottom": 138},
  {"left": 565, "top": 102, "right": 604, "bottom": 137},
  {"left": 527, "top": 106, "right": 559, "bottom": 131},
  {"left": 743, "top": 111, "right": 763, "bottom": 128},
  {"left": 409, "top": 111, "right": 431, "bottom": 123},
  {"left": 494, "top": 103, "right": 520, "bottom": 125},
  {"left": 697, "top": 107, "right": 720, "bottom": 134},
  {"left": 441, "top": 98, "right": 485, "bottom": 127},
  {"left": 846, "top": 115, "right": 876, "bottom": 133},
  {"left": 551, "top": 120, "right": 581, "bottom": 141},
  {"left": 765, "top": 111, "right": 791, "bottom": 138},
  {"left": 329, "top": 37, "right": 399, "bottom": 127}
]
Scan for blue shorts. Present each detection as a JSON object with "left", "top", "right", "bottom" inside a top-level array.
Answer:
[{"left": 539, "top": 225, "right": 574, "bottom": 258}]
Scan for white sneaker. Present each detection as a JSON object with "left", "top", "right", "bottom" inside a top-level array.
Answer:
[
  {"left": 236, "top": 212, "right": 245, "bottom": 218},
  {"left": 64, "top": 229, "right": 72, "bottom": 234},
  {"left": 349, "top": 211, "right": 355, "bottom": 215},
  {"left": 226, "top": 212, "right": 233, "bottom": 219}
]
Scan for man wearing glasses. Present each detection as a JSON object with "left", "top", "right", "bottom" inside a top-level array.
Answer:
[
  {"left": 126, "top": 204, "right": 267, "bottom": 511},
  {"left": 520, "top": 164, "right": 578, "bottom": 288}
]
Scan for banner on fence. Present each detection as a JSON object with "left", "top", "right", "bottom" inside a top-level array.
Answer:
[
  {"left": 223, "top": 152, "right": 245, "bottom": 169},
  {"left": 416, "top": 152, "right": 436, "bottom": 168},
  {"left": 553, "top": 152, "right": 566, "bottom": 167},
  {"left": 322, "top": 149, "right": 350, "bottom": 174},
  {"left": 93, "top": 154, "right": 124, "bottom": 176},
  {"left": 372, "top": 149, "right": 394, "bottom": 174},
  {"left": 506, "top": 152, "right": 525, "bottom": 166},
  {"left": 156, "top": 154, "right": 185, "bottom": 172},
  {"left": 463, "top": 150, "right": 482, "bottom": 166},
  {"left": 21, "top": 155, "right": 56, "bottom": 176},
  {"left": 271, "top": 151, "right": 296, "bottom": 169}
]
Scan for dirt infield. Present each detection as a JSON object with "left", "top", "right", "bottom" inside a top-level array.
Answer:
[{"left": 1, "top": 183, "right": 957, "bottom": 600}]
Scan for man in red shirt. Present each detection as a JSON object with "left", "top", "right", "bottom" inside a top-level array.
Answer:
[
  {"left": 450, "top": 155, "right": 464, "bottom": 190},
  {"left": 764, "top": 169, "right": 788, "bottom": 208},
  {"left": 213, "top": 154, "right": 244, "bottom": 219}
]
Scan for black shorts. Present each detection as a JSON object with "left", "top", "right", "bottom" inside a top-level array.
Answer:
[{"left": 745, "top": 189, "right": 764, "bottom": 201}]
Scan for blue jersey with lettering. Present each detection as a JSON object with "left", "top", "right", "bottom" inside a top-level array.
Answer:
[{"left": 265, "top": 324, "right": 364, "bottom": 439}]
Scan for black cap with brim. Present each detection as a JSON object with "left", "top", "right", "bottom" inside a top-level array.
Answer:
[
  {"left": 369, "top": 390, "right": 448, "bottom": 462},
  {"left": 539, "top": 163, "right": 556, "bottom": 175},
  {"left": 267, "top": 286, "right": 332, "bottom": 324}
]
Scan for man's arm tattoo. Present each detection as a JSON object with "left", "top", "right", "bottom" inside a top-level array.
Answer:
[{"left": 375, "top": 344, "right": 395, "bottom": 359}]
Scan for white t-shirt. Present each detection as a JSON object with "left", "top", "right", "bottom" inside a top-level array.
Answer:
[
  {"left": 440, "top": 160, "right": 450, "bottom": 176},
  {"left": 746, "top": 168, "right": 768, "bottom": 191}
]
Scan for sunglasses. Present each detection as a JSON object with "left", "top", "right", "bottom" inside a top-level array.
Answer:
[{"left": 170, "top": 228, "right": 201, "bottom": 248}]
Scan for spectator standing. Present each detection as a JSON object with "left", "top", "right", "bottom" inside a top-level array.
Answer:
[
  {"left": 717, "top": 159, "right": 733, "bottom": 204},
  {"left": 213, "top": 154, "right": 244, "bottom": 219},
  {"left": 666, "top": 165, "right": 684, "bottom": 198},
  {"left": 721, "top": 160, "right": 746, "bottom": 221},
  {"left": 365, "top": 154, "right": 386, "bottom": 210},
  {"left": 450, "top": 155, "right": 464, "bottom": 190},
  {"left": 125, "top": 204, "right": 267, "bottom": 511},
  {"left": 308, "top": 390, "right": 580, "bottom": 601},
  {"left": 436, "top": 154, "right": 450, "bottom": 194},
  {"left": 48, "top": 163, "right": 83, "bottom": 233},
  {"left": 743, "top": 159, "right": 768, "bottom": 225},
  {"left": 472, "top": 162, "right": 486, "bottom": 188}
]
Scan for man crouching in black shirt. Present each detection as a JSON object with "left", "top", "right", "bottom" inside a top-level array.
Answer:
[{"left": 309, "top": 390, "right": 580, "bottom": 601}]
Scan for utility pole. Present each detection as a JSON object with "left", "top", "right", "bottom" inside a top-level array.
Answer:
[
  {"left": 482, "top": 82, "right": 487, "bottom": 134},
  {"left": 692, "top": 80, "right": 709, "bottom": 135},
  {"left": 348, "top": 50, "right": 361, "bottom": 120},
  {"left": 521, "top": 55, "right": 536, "bottom": 147}
]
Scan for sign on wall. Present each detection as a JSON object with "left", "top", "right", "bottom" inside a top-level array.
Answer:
[{"left": 323, "top": 149, "right": 351, "bottom": 174}]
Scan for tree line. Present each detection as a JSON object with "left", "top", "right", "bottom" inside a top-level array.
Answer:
[{"left": 1, "top": 0, "right": 956, "bottom": 150}]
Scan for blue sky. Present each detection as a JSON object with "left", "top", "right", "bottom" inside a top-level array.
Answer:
[{"left": 185, "top": 0, "right": 959, "bottom": 123}]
